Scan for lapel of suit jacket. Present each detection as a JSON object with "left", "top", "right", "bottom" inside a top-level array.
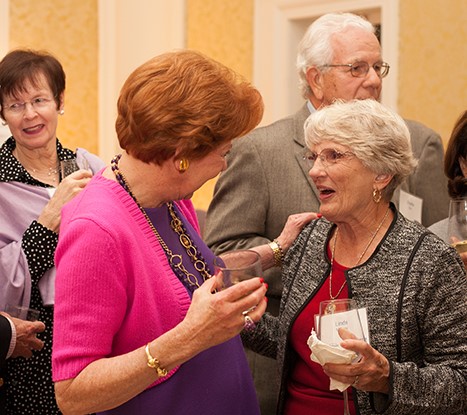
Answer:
[{"left": 293, "top": 103, "right": 321, "bottom": 201}]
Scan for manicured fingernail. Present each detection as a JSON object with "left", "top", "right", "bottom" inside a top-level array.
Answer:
[
  {"left": 259, "top": 277, "right": 265, "bottom": 283},
  {"left": 264, "top": 283, "right": 269, "bottom": 290},
  {"left": 317, "top": 213, "right": 322, "bottom": 218},
  {"left": 265, "top": 297, "right": 268, "bottom": 303}
]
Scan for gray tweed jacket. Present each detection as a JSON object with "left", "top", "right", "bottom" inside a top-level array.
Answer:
[{"left": 243, "top": 208, "right": 467, "bottom": 415}]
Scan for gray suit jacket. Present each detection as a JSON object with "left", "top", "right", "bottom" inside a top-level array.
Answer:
[{"left": 205, "top": 104, "right": 449, "bottom": 298}]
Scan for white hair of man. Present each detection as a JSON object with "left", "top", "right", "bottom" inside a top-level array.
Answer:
[{"left": 296, "top": 12, "right": 376, "bottom": 99}]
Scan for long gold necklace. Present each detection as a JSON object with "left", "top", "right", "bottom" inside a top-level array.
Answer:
[
  {"left": 329, "top": 206, "right": 390, "bottom": 300},
  {"left": 111, "top": 155, "right": 211, "bottom": 289}
]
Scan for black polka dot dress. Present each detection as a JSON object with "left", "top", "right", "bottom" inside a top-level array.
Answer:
[{"left": 1, "top": 137, "right": 75, "bottom": 415}]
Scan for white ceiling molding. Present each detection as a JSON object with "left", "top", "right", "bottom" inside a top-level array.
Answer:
[
  {"left": 254, "top": 0, "right": 398, "bottom": 126},
  {"left": 0, "top": 0, "right": 9, "bottom": 58}
]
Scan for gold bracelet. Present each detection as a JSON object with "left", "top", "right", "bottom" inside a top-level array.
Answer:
[
  {"left": 268, "top": 239, "right": 284, "bottom": 267},
  {"left": 145, "top": 343, "right": 168, "bottom": 377}
]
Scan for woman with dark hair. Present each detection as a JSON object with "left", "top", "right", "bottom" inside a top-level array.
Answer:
[
  {"left": 0, "top": 49, "right": 104, "bottom": 414},
  {"left": 429, "top": 110, "right": 467, "bottom": 247}
]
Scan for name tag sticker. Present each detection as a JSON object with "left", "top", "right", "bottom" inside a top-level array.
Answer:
[
  {"left": 314, "top": 308, "right": 370, "bottom": 345},
  {"left": 399, "top": 190, "right": 423, "bottom": 223}
]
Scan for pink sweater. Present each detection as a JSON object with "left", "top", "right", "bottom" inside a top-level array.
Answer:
[{"left": 52, "top": 173, "right": 199, "bottom": 384}]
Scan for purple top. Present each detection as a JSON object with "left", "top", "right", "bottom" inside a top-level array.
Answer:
[
  {"left": 144, "top": 204, "right": 214, "bottom": 294},
  {"left": 100, "top": 338, "right": 258, "bottom": 415},
  {"left": 99, "top": 204, "right": 260, "bottom": 415}
]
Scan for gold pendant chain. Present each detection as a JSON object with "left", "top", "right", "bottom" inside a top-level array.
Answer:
[
  {"left": 329, "top": 206, "right": 390, "bottom": 300},
  {"left": 111, "top": 155, "right": 211, "bottom": 289},
  {"left": 167, "top": 203, "right": 211, "bottom": 281},
  {"left": 14, "top": 149, "right": 59, "bottom": 183}
]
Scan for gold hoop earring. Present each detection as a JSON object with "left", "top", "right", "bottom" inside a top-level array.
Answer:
[
  {"left": 179, "top": 158, "right": 189, "bottom": 173},
  {"left": 372, "top": 188, "right": 382, "bottom": 203}
]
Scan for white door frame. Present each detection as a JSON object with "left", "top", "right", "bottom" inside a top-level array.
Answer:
[
  {"left": 0, "top": 0, "right": 10, "bottom": 142},
  {"left": 253, "top": 0, "right": 399, "bottom": 126},
  {"left": 98, "top": 0, "right": 186, "bottom": 161},
  {"left": 0, "top": 0, "right": 8, "bottom": 57}
]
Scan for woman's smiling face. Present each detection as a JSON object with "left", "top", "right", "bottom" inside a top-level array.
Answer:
[{"left": 2, "top": 73, "right": 62, "bottom": 152}]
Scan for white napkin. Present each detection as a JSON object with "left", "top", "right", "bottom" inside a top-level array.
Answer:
[{"left": 307, "top": 329, "right": 357, "bottom": 392}]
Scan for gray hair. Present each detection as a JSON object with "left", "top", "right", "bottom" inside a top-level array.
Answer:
[
  {"left": 297, "top": 13, "right": 375, "bottom": 99},
  {"left": 304, "top": 99, "right": 418, "bottom": 201}
]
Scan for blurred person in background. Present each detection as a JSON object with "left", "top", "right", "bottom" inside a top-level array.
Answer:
[
  {"left": 0, "top": 48, "right": 104, "bottom": 414},
  {"left": 429, "top": 110, "right": 467, "bottom": 266}
]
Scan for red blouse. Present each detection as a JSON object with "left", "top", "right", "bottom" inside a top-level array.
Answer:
[{"left": 284, "top": 247, "right": 357, "bottom": 415}]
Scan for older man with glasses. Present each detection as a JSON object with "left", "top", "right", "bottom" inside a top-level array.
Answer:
[{"left": 205, "top": 12, "right": 448, "bottom": 415}]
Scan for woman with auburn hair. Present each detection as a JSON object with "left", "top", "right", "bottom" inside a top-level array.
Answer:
[{"left": 52, "top": 50, "right": 316, "bottom": 414}]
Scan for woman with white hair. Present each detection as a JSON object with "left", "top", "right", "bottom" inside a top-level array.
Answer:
[{"left": 243, "top": 99, "right": 467, "bottom": 414}]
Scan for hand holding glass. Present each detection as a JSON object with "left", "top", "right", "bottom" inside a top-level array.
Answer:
[
  {"left": 318, "top": 299, "right": 365, "bottom": 415},
  {"left": 60, "top": 158, "right": 90, "bottom": 178},
  {"left": 5, "top": 304, "right": 40, "bottom": 321},
  {"left": 213, "top": 249, "right": 262, "bottom": 288},
  {"left": 447, "top": 198, "right": 467, "bottom": 253}
]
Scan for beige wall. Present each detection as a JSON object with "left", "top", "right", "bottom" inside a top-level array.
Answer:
[
  {"left": 187, "top": 0, "right": 253, "bottom": 79},
  {"left": 8, "top": 0, "right": 98, "bottom": 154},
  {"left": 399, "top": 0, "right": 467, "bottom": 145}
]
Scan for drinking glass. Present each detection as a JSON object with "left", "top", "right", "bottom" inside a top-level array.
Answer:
[
  {"left": 318, "top": 299, "right": 365, "bottom": 415},
  {"left": 447, "top": 197, "right": 467, "bottom": 253},
  {"left": 5, "top": 304, "right": 40, "bottom": 321},
  {"left": 213, "top": 249, "right": 262, "bottom": 288},
  {"left": 60, "top": 158, "right": 90, "bottom": 178}
]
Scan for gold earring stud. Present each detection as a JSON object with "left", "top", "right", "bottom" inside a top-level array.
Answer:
[{"left": 179, "top": 158, "right": 189, "bottom": 173}]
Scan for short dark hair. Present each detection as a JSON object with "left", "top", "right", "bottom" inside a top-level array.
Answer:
[
  {"left": 0, "top": 49, "right": 65, "bottom": 119},
  {"left": 444, "top": 110, "right": 467, "bottom": 198}
]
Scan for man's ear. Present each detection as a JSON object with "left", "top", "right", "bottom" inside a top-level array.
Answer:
[{"left": 306, "top": 66, "right": 324, "bottom": 101}]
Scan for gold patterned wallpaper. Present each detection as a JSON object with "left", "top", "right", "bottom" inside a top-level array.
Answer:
[
  {"left": 9, "top": 0, "right": 98, "bottom": 154},
  {"left": 6, "top": 1, "right": 466, "bottom": 211},
  {"left": 186, "top": 0, "right": 253, "bottom": 80},
  {"left": 186, "top": 0, "right": 254, "bottom": 209},
  {"left": 399, "top": 0, "right": 467, "bottom": 146}
]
